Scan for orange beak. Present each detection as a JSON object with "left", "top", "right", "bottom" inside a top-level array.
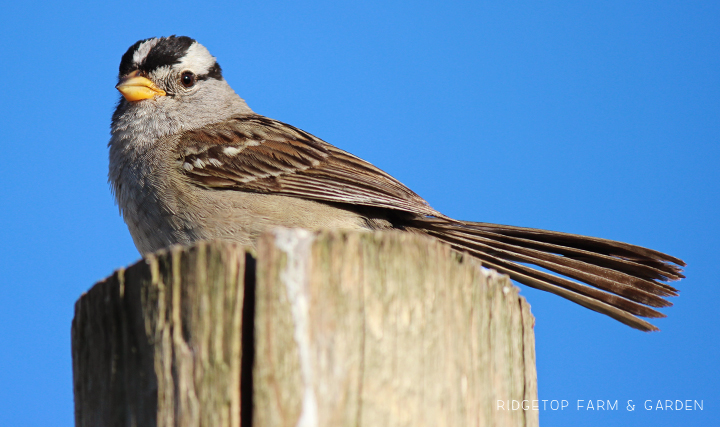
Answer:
[{"left": 116, "top": 71, "right": 166, "bottom": 101}]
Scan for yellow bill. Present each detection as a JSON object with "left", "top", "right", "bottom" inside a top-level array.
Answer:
[{"left": 116, "top": 72, "right": 166, "bottom": 101}]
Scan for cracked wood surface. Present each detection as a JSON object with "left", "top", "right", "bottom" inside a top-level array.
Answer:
[
  {"left": 72, "top": 230, "right": 538, "bottom": 427},
  {"left": 72, "top": 242, "right": 248, "bottom": 427}
]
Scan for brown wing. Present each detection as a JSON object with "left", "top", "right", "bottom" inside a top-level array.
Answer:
[
  {"left": 176, "top": 114, "right": 444, "bottom": 217},
  {"left": 175, "top": 114, "right": 685, "bottom": 332}
]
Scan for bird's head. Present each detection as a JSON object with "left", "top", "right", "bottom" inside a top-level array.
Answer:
[{"left": 112, "top": 36, "right": 252, "bottom": 137}]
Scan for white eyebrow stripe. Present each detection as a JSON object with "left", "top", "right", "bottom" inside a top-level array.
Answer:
[{"left": 175, "top": 42, "right": 216, "bottom": 75}]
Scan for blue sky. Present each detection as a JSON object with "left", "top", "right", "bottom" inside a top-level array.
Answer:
[{"left": 1, "top": 1, "right": 718, "bottom": 425}]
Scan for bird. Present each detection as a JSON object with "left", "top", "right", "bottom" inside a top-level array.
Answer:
[{"left": 109, "top": 36, "right": 684, "bottom": 332}]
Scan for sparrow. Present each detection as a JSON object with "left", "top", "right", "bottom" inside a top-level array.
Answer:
[{"left": 109, "top": 36, "right": 685, "bottom": 332}]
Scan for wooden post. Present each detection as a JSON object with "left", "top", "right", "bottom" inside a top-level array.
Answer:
[{"left": 72, "top": 229, "right": 538, "bottom": 427}]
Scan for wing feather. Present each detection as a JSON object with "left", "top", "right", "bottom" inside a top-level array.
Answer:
[{"left": 173, "top": 114, "right": 685, "bottom": 331}]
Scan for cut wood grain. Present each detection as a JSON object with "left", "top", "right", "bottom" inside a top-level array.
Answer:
[{"left": 72, "top": 229, "right": 538, "bottom": 427}]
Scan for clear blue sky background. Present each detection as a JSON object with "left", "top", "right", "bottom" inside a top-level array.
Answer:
[{"left": 1, "top": 1, "right": 717, "bottom": 425}]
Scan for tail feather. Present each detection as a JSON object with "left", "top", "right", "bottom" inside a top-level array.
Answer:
[
  {"left": 432, "top": 227, "right": 673, "bottom": 306},
  {"left": 412, "top": 218, "right": 684, "bottom": 332},
  {"left": 478, "top": 255, "right": 661, "bottom": 332},
  {"left": 468, "top": 222, "right": 686, "bottom": 272},
  {"left": 444, "top": 226, "right": 681, "bottom": 290}
]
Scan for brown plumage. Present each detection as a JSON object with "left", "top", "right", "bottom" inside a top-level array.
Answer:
[
  {"left": 177, "top": 115, "right": 684, "bottom": 332},
  {"left": 111, "top": 37, "right": 684, "bottom": 332}
]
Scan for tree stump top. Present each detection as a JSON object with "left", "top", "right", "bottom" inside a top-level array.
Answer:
[{"left": 72, "top": 229, "right": 537, "bottom": 427}]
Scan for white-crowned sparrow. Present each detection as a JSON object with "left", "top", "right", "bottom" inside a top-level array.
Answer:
[{"left": 109, "top": 36, "right": 684, "bottom": 331}]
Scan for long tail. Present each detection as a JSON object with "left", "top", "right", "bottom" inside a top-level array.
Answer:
[{"left": 412, "top": 218, "right": 685, "bottom": 331}]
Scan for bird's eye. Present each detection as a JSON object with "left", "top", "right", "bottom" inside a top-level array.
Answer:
[{"left": 181, "top": 71, "right": 196, "bottom": 88}]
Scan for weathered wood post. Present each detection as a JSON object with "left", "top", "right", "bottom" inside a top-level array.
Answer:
[{"left": 72, "top": 229, "right": 538, "bottom": 427}]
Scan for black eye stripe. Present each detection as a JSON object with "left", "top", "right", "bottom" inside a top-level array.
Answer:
[
  {"left": 196, "top": 63, "right": 223, "bottom": 81},
  {"left": 118, "top": 37, "right": 224, "bottom": 89}
]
